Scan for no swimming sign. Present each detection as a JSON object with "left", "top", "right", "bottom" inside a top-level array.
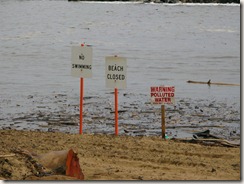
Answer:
[{"left": 71, "top": 46, "right": 92, "bottom": 78}]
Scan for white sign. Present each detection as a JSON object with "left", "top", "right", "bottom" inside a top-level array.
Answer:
[
  {"left": 150, "top": 86, "right": 175, "bottom": 105},
  {"left": 71, "top": 46, "right": 92, "bottom": 78},
  {"left": 105, "top": 56, "right": 127, "bottom": 89}
]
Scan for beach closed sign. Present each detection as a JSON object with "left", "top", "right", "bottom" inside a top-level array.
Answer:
[
  {"left": 71, "top": 46, "right": 92, "bottom": 78},
  {"left": 150, "top": 86, "right": 175, "bottom": 105},
  {"left": 105, "top": 56, "right": 127, "bottom": 89}
]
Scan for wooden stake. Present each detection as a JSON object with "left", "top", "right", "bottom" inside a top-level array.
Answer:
[
  {"left": 80, "top": 78, "right": 84, "bottom": 134},
  {"left": 161, "top": 105, "right": 165, "bottom": 139}
]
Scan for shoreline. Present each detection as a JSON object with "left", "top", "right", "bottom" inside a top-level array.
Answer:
[
  {"left": 68, "top": 0, "right": 240, "bottom": 4},
  {"left": 0, "top": 92, "right": 240, "bottom": 142},
  {"left": 0, "top": 129, "right": 240, "bottom": 180}
]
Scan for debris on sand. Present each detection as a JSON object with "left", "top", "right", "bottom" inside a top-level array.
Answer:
[{"left": 7, "top": 148, "right": 84, "bottom": 180}]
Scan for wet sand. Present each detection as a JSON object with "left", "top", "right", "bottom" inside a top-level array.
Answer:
[{"left": 0, "top": 129, "right": 240, "bottom": 180}]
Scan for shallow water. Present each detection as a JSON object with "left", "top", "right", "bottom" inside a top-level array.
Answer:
[{"left": 0, "top": 1, "right": 240, "bottom": 139}]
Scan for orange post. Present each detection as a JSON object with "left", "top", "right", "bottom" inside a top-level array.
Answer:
[
  {"left": 80, "top": 78, "right": 84, "bottom": 134},
  {"left": 115, "top": 88, "right": 119, "bottom": 136}
]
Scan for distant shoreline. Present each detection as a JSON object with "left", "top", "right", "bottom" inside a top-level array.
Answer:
[{"left": 68, "top": 0, "right": 240, "bottom": 4}]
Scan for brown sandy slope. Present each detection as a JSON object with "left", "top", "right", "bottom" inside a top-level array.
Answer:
[{"left": 0, "top": 130, "right": 240, "bottom": 180}]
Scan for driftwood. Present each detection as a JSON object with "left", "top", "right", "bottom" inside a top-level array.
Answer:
[
  {"left": 174, "top": 138, "right": 240, "bottom": 147},
  {"left": 172, "top": 129, "right": 240, "bottom": 147},
  {"left": 187, "top": 80, "right": 239, "bottom": 86},
  {"left": 124, "top": 129, "right": 146, "bottom": 134},
  {"left": 0, "top": 154, "right": 15, "bottom": 158},
  {"left": 194, "top": 138, "right": 240, "bottom": 147},
  {"left": 110, "top": 110, "right": 127, "bottom": 113},
  {"left": 11, "top": 148, "right": 52, "bottom": 178},
  {"left": 167, "top": 125, "right": 224, "bottom": 129},
  {"left": 192, "top": 129, "right": 221, "bottom": 139}
]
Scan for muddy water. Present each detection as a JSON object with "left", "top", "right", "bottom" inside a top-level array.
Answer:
[
  {"left": 0, "top": 92, "right": 240, "bottom": 141},
  {"left": 0, "top": 1, "right": 240, "bottom": 140}
]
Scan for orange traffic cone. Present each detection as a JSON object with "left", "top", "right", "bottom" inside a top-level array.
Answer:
[{"left": 66, "top": 149, "right": 84, "bottom": 180}]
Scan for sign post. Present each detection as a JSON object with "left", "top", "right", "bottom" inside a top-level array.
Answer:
[
  {"left": 150, "top": 86, "right": 175, "bottom": 139},
  {"left": 105, "top": 56, "right": 127, "bottom": 136},
  {"left": 115, "top": 88, "right": 119, "bottom": 135},
  {"left": 71, "top": 44, "right": 92, "bottom": 134},
  {"left": 161, "top": 104, "right": 165, "bottom": 139},
  {"left": 80, "top": 78, "right": 84, "bottom": 134}
]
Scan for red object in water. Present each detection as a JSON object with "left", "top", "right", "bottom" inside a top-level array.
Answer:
[{"left": 66, "top": 149, "right": 84, "bottom": 180}]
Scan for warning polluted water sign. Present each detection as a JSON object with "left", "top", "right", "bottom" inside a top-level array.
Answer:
[
  {"left": 71, "top": 46, "right": 92, "bottom": 78},
  {"left": 150, "top": 86, "right": 175, "bottom": 105},
  {"left": 105, "top": 56, "right": 127, "bottom": 89}
]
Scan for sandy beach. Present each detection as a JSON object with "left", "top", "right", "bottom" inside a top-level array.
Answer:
[
  {"left": 0, "top": 129, "right": 240, "bottom": 180},
  {"left": 0, "top": 1, "right": 240, "bottom": 181}
]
